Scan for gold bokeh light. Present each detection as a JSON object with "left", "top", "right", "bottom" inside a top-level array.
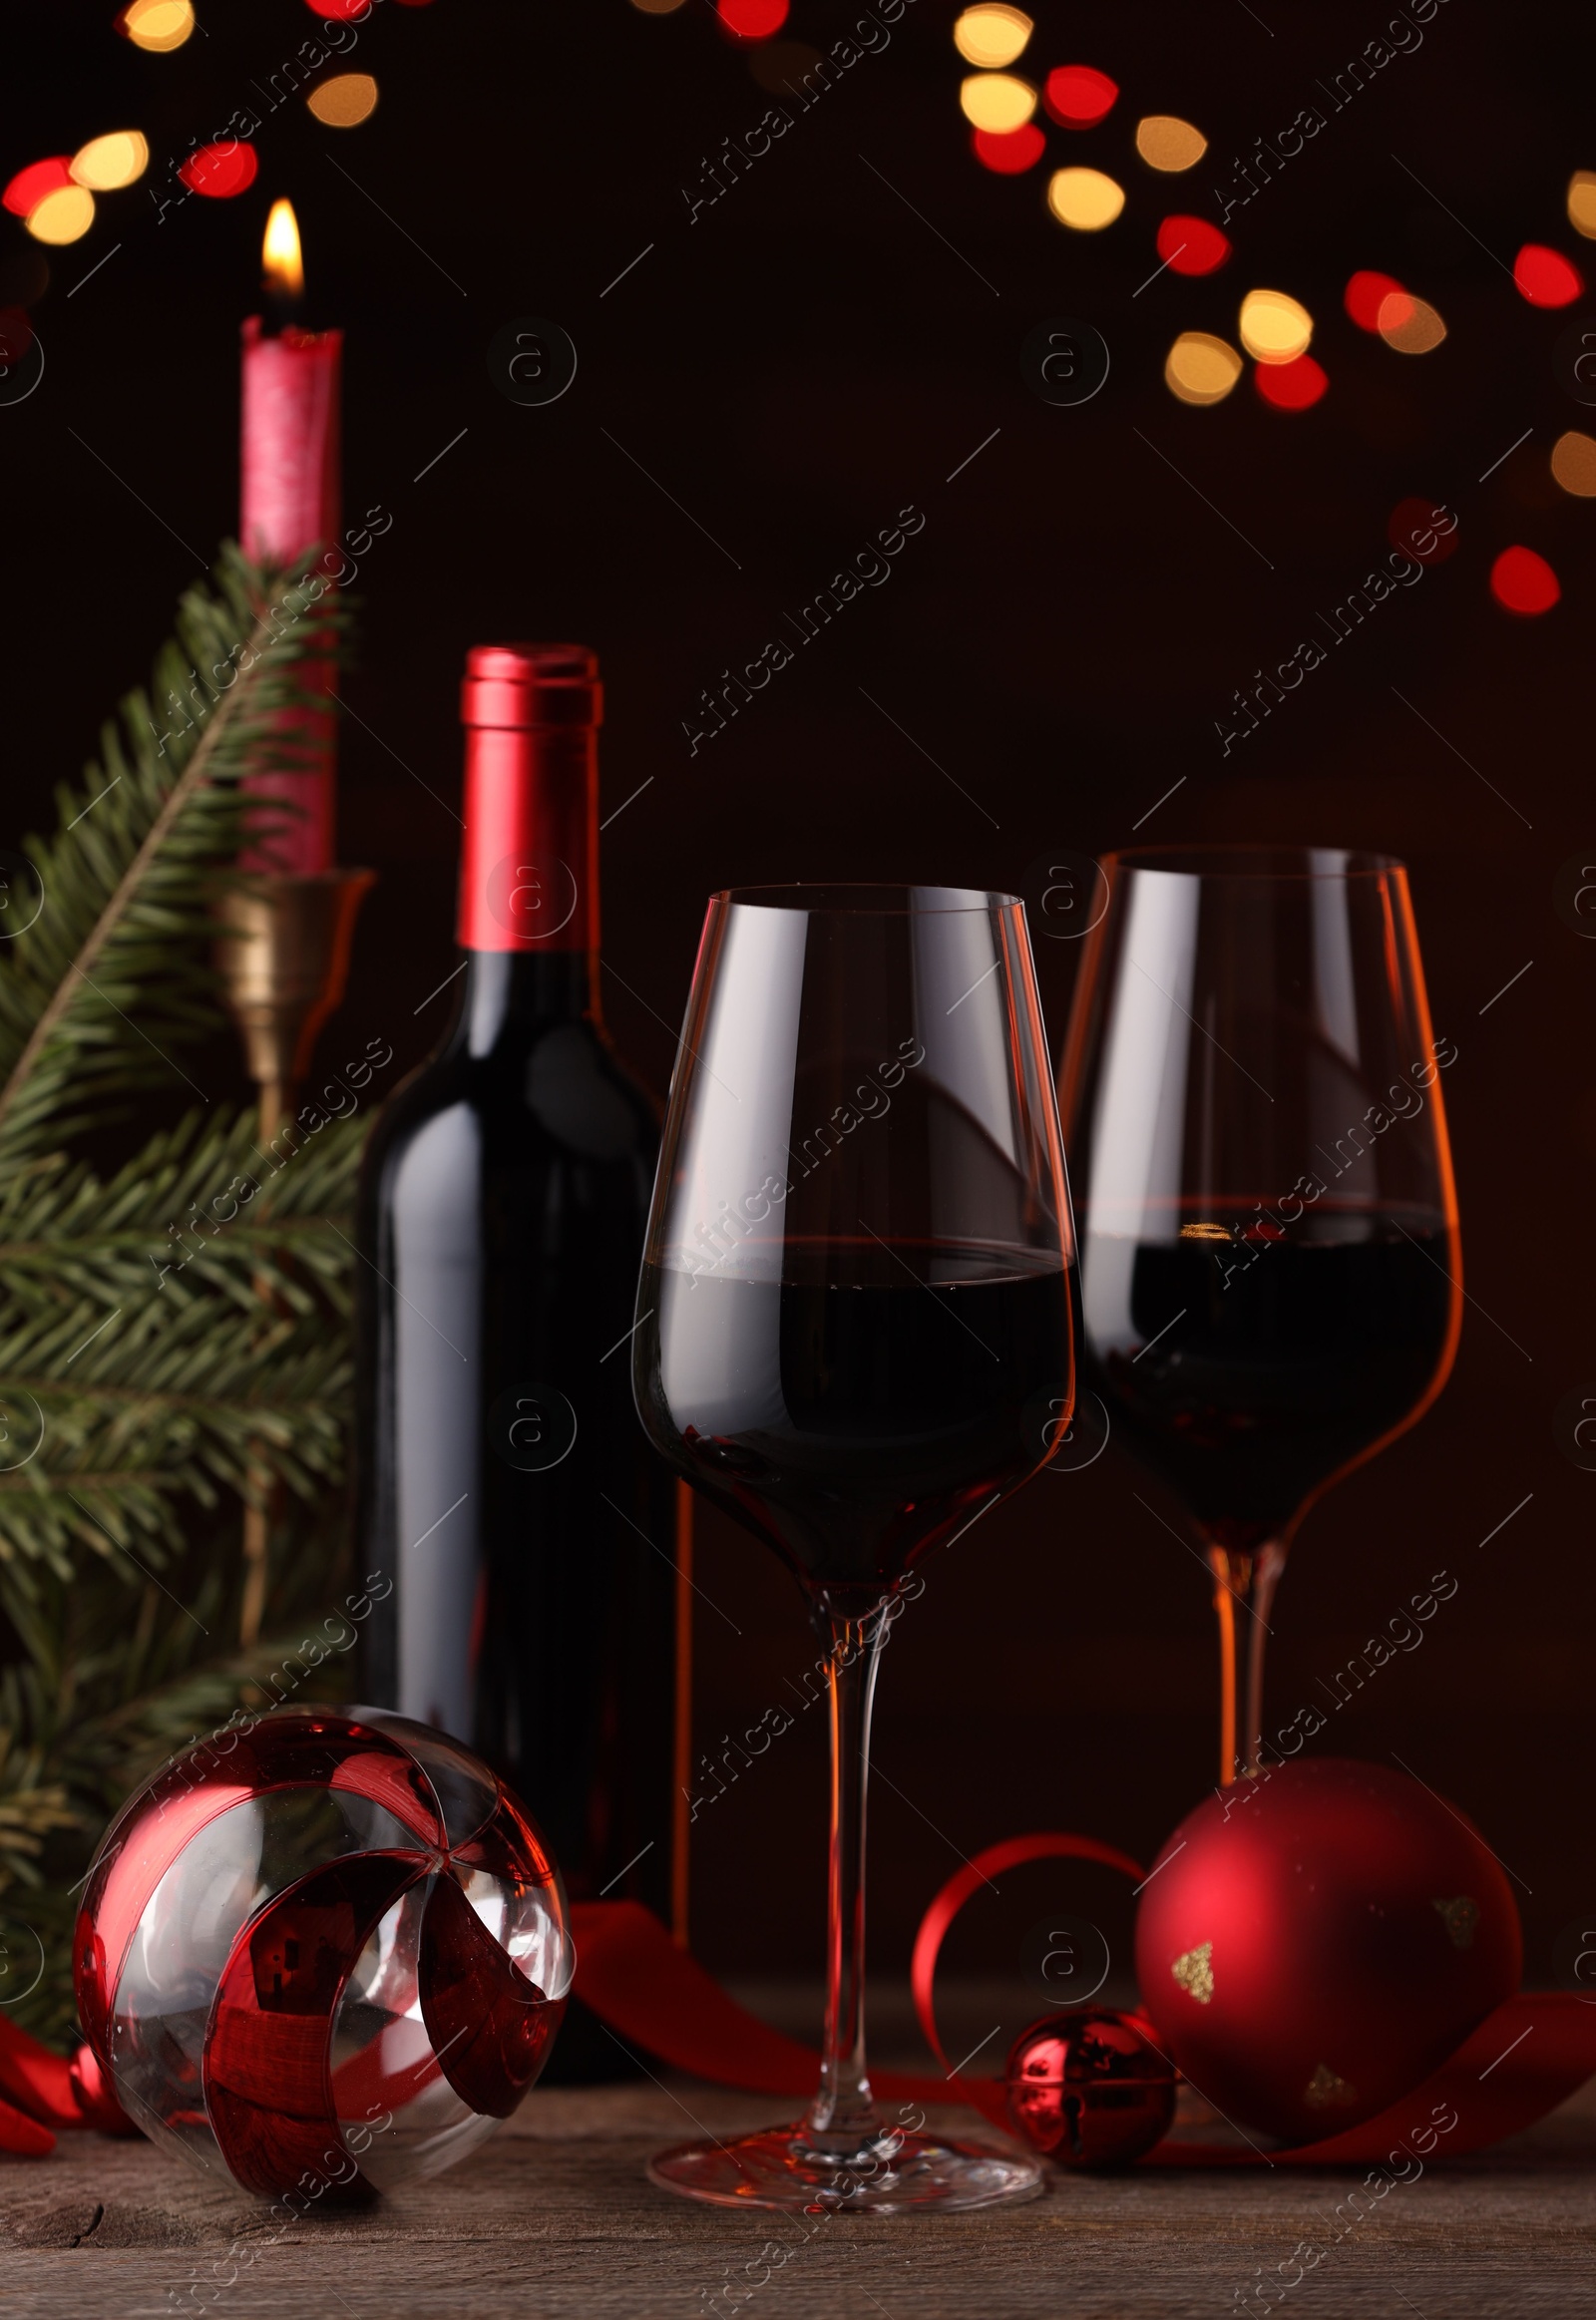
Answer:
[
  {"left": 960, "top": 73, "right": 1036, "bottom": 133},
  {"left": 307, "top": 74, "right": 379, "bottom": 128},
  {"left": 262, "top": 197, "right": 304, "bottom": 300},
  {"left": 71, "top": 132, "right": 149, "bottom": 191},
  {"left": 953, "top": 5, "right": 1032, "bottom": 68},
  {"left": 1238, "top": 289, "right": 1313, "bottom": 364},
  {"left": 1165, "top": 331, "right": 1243, "bottom": 406},
  {"left": 26, "top": 185, "right": 95, "bottom": 244},
  {"left": 1135, "top": 116, "right": 1207, "bottom": 173},
  {"left": 1378, "top": 290, "right": 1446, "bottom": 353},
  {"left": 1568, "top": 172, "right": 1596, "bottom": 240},
  {"left": 1046, "top": 167, "right": 1125, "bottom": 231},
  {"left": 1552, "top": 430, "right": 1596, "bottom": 496},
  {"left": 119, "top": 0, "right": 196, "bottom": 52}
]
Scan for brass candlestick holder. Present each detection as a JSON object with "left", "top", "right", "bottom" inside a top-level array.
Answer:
[{"left": 216, "top": 868, "right": 375, "bottom": 1647}]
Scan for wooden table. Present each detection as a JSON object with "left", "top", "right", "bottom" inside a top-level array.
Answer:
[{"left": 6, "top": 2068, "right": 1595, "bottom": 2319}]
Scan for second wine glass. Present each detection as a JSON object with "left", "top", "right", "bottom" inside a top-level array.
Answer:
[
  {"left": 1058, "top": 847, "right": 1461, "bottom": 1787},
  {"left": 633, "top": 885, "right": 1074, "bottom": 2212}
]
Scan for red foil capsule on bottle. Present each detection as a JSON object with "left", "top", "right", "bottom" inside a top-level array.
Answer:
[{"left": 457, "top": 643, "right": 601, "bottom": 958}]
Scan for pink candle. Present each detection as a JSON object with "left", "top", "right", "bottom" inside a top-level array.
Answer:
[{"left": 239, "top": 199, "right": 340, "bottom": 875}]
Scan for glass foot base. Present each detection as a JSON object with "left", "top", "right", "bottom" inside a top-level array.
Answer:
[{"left": 646, "top": 2122, "right": 1044, "bottom": 2213}]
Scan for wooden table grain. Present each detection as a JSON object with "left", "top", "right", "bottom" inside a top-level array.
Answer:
[{"left": 5, "top": 2067, "right": 1595, "bottom": 2320}]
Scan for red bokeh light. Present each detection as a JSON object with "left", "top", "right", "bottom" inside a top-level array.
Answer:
[
  {"left": 312, "top": 0, "right": 370, "bottom": 16},
  {"left": 3, "top": 158, "right": 74, "bottom": 218},
  {"left": 1345, "top": 269, "right": 1405, "bottom": 332},
  {"left": 1042, "top": 66, "right": 1118, "bottom": 129},
  {"left": 1490, "top": 545, "right": 1560, "bottom": 615},
  {"left": 1254, "top": 353, "right": 1328, "bottom": 411},
  {"left": 1388, "top": 497, "right": 1459, "bottom": 566},
  {"left": 717, "top": 0, "right": 789, "bottom": 37},
  {"left": 1512, "top": 243, "right": 1583, "bottom": 309},
  {"left": 1156, "top": 214, "right": 1230, "bottom": 276},
  {"left": 972, "top": 125, "right": 1045, "bottom": 176},
  {"left": 179, "top": 142, "right": 259, "bottom": 199}
]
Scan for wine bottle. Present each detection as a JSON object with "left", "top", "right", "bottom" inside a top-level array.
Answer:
[{"left": 355, "top": 644, "right": 685, "bottom": 2071}]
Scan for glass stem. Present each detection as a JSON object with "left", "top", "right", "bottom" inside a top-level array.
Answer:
[
  {"left": 805, "top": 1607, "right": 889, "bottom": 2154},
  {"left": 1208, "top": 1542, "right": 1287, "bottom": 1785}
]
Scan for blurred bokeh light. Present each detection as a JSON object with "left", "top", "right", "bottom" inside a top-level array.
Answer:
[
  {"left": 3, "top": 160, "right": 74, "bottom": 217},
  {"left": 1513, "top": 243, "right": 1583, "bottom": 307},
  {"left": 1255, "top": 354, "right": 1328, "bottom": 411},
  {"left": 1047, "top": 167, "right": 1124, "bottom": 230},
  {"left": 25, "top": 186, "right": 95, "bottom": 244},
  {"left": 1389, "top": 496, "right": 1460, "bottom": 564},
  {"left": 953, "top": 5, "right": 1032, "bottom": 67},
  {"left": 1345, "top": 269, "right": 1405, "bottom": 331},
  {"left": 1567, "top": 171, "right": 1596, "bottom": 239},
  {"left": 1043, "top": 66, "right": 1118, "bottom": 128},
  {"left": 1157, "top": 214, "right": 1229, "bottom": 275},
  {"left": 961, "top": 74, "right": 1037, "bottom": 132},
  {"left": 972, "top": 125, "right": 1045, "bottom": 175},
  {"left": 1378, "top": 291, "right": 1446, "bottom": 353},
  {"left": 717, "top": 0, "right": 788, "bottom": 36},
  {"left": 1135, "top": 116, "right": 1206, "bottom": 173},
  {"left": 70, "top": 132, "right": 148, "bottom": 191},
  {"left": 179, "top": 142, "right": 258, "bottom": 198},
  {"left": 1165, "top": 332, "right": 1242, "bottom": 406},
  {"left": 1551, "top": 430, "right": 1596, "bottom": 496},
  {"left": 117, "top": 0, "right": 195, "bottom": 49},
  {"left": 1490, "top": 545, "right": 1559, "bottom": 614},
  {"left": 307, "top": 74, "right": 379, "bottom": 127},
  {"left": 1239, "top": 288, "right": 1313, "bottom": 364}
]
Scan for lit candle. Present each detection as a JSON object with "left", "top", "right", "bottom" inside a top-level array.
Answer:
[{"left": 239, "top": 197, "right": 340, "bottom": 875}]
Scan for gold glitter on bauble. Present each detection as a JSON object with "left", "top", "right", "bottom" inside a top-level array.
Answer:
[
  {"left": 1170, "top": 1942, "right": 1214, "bottom": 2004},
  {"left": 1303, "top": 2063, "right": 1358, "bottom": 2110},
  {"left": 1433, "top": 1896, "right": 1480, "bottom": 1949}
]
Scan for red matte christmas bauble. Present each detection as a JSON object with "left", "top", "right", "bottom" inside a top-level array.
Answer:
[
  {"left": 1004, "top": 2009, "right": 1176, "bottom": 2167},
  {"left": 1135, "top": 1758, "right": 1519, "bottom": 2144}
]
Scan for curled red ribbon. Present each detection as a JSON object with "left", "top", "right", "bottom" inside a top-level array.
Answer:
[
  {"left": 14, "top": 1838, "right": 1596, "bottom": 2169},
  {"left": 905, "top": 1830, "right": 1596, "bottom": 2164},
  {"left": 576, "top": 1835, "right": 1596, "bottom": 2166}
]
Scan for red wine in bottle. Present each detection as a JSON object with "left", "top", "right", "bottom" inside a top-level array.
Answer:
[{"left": 356, "top": 645, "right": 685, "bottom": 2072}]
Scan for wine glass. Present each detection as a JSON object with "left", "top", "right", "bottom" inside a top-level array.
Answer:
[
  {"left": 1057, "top": 847, "right": 1460, "bottom": 1788},
  {"left": 632, "top": 885, "right": 1074, "bottom": 2212}
]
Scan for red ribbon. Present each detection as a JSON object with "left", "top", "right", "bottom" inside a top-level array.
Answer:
[
  {"left": 0, "top": 2025, "right": 133, "bottom": 2154},
  {"left": 568, "top": 1901, "right": 947, "bottom": 2108},
  {"left": 903, "top": 1831, "right": 1596, "bottom": 2163},
  {"left": 15, "top": 1836, "right": 1595, "bottom": 2168},
  {"left": 908, "top": 1830, "right": 1145, "bottom": 2128}
]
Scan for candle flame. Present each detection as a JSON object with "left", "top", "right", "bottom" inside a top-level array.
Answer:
[{"left": 262, "top": 198, "right": 303, "bottom": 300}]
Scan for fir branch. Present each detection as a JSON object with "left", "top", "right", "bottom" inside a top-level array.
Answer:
[
  {"left": 0, "top": 546, "right": 350, "bottom": 1163},
  {"left": 0, "top": 544, "right": 370, "bottom": 2046}
]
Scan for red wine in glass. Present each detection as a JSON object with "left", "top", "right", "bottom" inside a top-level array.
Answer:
[
  {"left": 637, "top": 1238, "right": 1070, "bottom": 1610},
  {"left": 633, "top": 886, "right": 1074, "bottom": 2213},
  {"left": 1059, "top": 848, "right": 1461, "bottom": 1785}
]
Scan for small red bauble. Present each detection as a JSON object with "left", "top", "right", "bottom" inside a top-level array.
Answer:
[
  {"left": 76, "top": 1708, "right": 573, "bottom": 2196},
  {"left": 1136, "top": 1758, "right": 1519, "bottom": 2145},
  {"left": 1004, "top": 2008, "right": 1175, "bottom": 2168}
]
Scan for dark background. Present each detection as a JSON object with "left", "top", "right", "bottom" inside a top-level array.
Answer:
[{"left": 6, "top": 0, "right": 1594, "bottom": 1991}]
